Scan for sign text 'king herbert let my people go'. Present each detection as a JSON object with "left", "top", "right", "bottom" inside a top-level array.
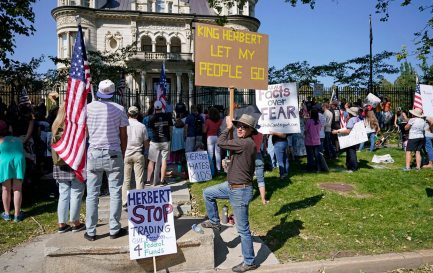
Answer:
[{"left": 194, "top": 23, "right": 269, "bottom": 90}]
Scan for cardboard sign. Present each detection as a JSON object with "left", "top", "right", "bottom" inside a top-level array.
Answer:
[
  {"left": 194, "top": 23, "right": 269, "bottom": 90},
  {"left": 127, "top": 188, "right": 177, "bottom": 260},
  {"left": 186, "top": 151, "right": 212, "bottom": 182},
  {"left": 420, "top": 84, "right": 433, "bottom": 117},
  {"left": 255, "top": 83, "right": 301, "bottom": 134},
  {"left": 338, "top": 121, "right": 368, "bottom": 149},
  {"left": 364, "top": 93, "right": 381, "bottom": 107},
  {"left": 313, "top": 83, "right": 324, "bottom": 97}
]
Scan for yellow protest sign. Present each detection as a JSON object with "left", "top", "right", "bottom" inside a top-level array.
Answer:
[{"left": 194, "top": 23, "right": 268, "bottom": 90}]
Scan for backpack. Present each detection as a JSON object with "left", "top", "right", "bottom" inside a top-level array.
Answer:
[
  {"left": 331, "top": 109, "right": 341, "bottom": 130},
  {"left": 51, "top": 127, "right": 66, "bottom": 166},
  {"left": 193, "top": 115, "right": 203, "bottom": 136}
]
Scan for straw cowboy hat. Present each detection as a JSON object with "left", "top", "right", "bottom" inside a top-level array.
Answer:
[
  {"left": 232, "top": 114, "right": 258, "bottom": 134},
  {"left": 346, "top": 107, "right": 359, "bottom": 117},
  {"left": 409, "top": 108, "right": 424, "bottom": 118}
]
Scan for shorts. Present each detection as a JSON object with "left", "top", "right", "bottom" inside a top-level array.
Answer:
[
  {"left": 406, "top": 138, "right": 424, "bottom": 152},
  {"left": 148, "top": 141, "right": 170, "bottom": 162}
]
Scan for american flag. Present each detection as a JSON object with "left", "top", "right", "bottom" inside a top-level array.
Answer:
[
  {"left": 52, "top": 24, "right": 90, "bottom": 182},
  {"left": 157, "top": 62, "right": 167, "bottom": 111},
  {"left": 413, "top": 76, "right": 422, "bottom": 110}
]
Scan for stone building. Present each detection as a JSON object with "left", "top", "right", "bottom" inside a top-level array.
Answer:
[{"left": 52, "top": 0, "right": 260, "bottom": 109}]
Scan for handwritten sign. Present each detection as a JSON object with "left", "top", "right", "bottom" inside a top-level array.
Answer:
[
  {"left": 127, "top": 188, "right": 177, "bottom": 260},
  {"left": 364, "top": 93, "right": 381, "bottom": 107},
  {"left": 255, "top": 83, "right": 300, "bottom": 134},
  {"left": 186, "top": 151, "right": 212, "bottom": 183},
  {"left": 194, "top": 23, "right": 269, "bottom": 90},
  {"left": 338, "top": 121, "right": 368, "bottom": 149},
  {"left": 420, "top": 84, "right": 433, "bottom": 117}
]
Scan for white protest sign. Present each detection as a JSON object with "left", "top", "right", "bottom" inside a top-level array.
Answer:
[
  {"left": 364, "top": 93, "right": 381, "bottom": 107},
  {"left": 186, "top": 151, "right": 212, "bottom": 182},
  {"left": 313, "top": 83, "right": 324, "bottom": 97},
  {"left": 420, "top": 84, "right": 433, "bottom": 117},
  {"left": 127, "top": 188, "right": 177, "bottom": 260},
  {"left": 255, "top": 83, "right": 300, "bottom": 134},
  {"left": 338, "top": 121, "right": 368, "bottom": 149}
]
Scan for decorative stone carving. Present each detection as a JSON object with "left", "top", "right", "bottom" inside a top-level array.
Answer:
[
  {"left": 57, "top": 15, "right": 92, "bottom": 27},
  {"left": 105, "top": 31, "right": 123, "bottom": 51}
]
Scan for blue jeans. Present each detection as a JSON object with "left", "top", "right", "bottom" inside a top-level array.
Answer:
[
  {"left": 273, "top": 141, "right": 289, "bottom": 177},
  {"left": 267, "top": 137, "right": 277, "bottom": 168},
  {"left": 57, "top": 178, "right": 85, "bottom": 224},
  {"left": 255, "top": 153, "right": 265, "bottom": 188},
  {"left": 203, "top": 182, "right": 255, "bottom": 265},
  {"left": 86, "top": 148, "right": 124, "bottom": 236},
  {"left": 359, "top": 132, "right": 376, "bottom": 152},
  {"left": 425, "top": 136, "right": 433, "bottom": 161}
]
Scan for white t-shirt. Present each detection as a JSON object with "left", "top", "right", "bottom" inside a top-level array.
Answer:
[
  {"left": 125, "top": 118, "right": 148, "bottom": 157},
  {"left": 408, "top": 117, "right": 426, "bottom": 139}
]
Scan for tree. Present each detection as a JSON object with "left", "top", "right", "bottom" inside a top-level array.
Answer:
[
  {"left": 394, "top": 61, "right": 416, "bottom": 88},
  {"left": 0, "top": 0, "right": 37, "bottom": 68}
]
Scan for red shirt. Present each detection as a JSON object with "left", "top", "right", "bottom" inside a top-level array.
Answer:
[
  {"left": 205, "top": 119, "right": 222, "bottom": 136},
  {"left": 252, "top": 133, "right": 263, "bottom": 153}
]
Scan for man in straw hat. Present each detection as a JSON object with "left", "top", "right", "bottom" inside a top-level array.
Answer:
[
  {"left": 201, "top": 114, "right": 258, "bottom": 272},
  {"left": 403, "top": 108, "right": 427, "bottom": 170}
]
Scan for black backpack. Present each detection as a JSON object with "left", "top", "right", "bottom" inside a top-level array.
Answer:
[{"left": 193, "top": 115, "right": 203, "bottom": 136}]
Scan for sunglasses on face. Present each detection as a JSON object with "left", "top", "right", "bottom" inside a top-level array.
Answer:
[{"left": 236, "top": 124, "right": 249, "bottom": 130}]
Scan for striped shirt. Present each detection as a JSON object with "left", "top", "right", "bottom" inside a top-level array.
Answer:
[{"left": 86, "top": 100, "right": 129, "bottom": 151}]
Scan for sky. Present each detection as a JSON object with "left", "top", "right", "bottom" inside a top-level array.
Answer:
[{"left": 11, "top": 0, "right": 431, "bottom": 86}]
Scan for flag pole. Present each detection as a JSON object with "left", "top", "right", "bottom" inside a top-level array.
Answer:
[{"left": 369, "top": 14, "right": 374, "bottom": 95}]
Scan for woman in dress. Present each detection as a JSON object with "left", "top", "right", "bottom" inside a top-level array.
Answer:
[
  {"left": 0, "top": 120, "right": 26, "bottom": 222},
  {"left": 51, "top": 104, "right": 85, "bottom": 233}
]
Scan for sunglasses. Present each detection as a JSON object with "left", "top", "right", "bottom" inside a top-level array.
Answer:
[{"left": 236, "top": 124, "right": 249, "bottom": 130}]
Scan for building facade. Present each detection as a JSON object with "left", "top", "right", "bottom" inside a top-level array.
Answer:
[{"left": 52, "top": 0, "right": 260, "bottom": 109}]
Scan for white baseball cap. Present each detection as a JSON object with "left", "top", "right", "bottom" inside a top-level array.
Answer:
[
  {"left": 154, "top": 100, "right": 162, "bottom": 110},
  {"left": 96, "top": 79, "right": 115, "bottom": 99}
]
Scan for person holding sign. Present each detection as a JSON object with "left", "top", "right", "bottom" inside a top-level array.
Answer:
[
  {"left": 332, "top": 107, "right": 360, "bottom": 172},
  {"left": 201, "top": 114, "right": 258, "bottom": 273}
]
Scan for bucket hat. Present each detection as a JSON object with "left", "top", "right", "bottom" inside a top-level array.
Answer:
[
  {"left": 96, "top": 80, "right": 115, "bottom": 99},
  {"left": 409, "top": 108, "right": 424, "bottom": 118},
  {"left": 232, "top": 114, "right": 258, "bottom": 134},
  {"left": 346, "top": 107, "right": 359, "bottom": 117}
]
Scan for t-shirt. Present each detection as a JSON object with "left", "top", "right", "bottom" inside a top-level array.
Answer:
[
  {"left": 205, "top": 119, "right": 222, "bottom": 136},
  {"left": 323, "top": 109, "right": 333, "bottom": 132},
  {"left": 125, "top": 118, "right": 148, "bottom": 157},
  {"left": 149, "top": 112, "right": 173, "bottom": 143},
  {"left": 408, "top": 117, "right": 426, "bottom": 139},
  {"left": 86, "top": 100, "right": 129, "bottom": 151},
  {"left": 185, "top": 113, "right": 204, "bottom": 137},
  {"left": 346, "top": 116, "right": 360, "bottom": 130}
]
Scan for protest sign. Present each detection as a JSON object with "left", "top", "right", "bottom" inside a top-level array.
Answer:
[
  {"left": 313, "top": 83, "right": 324, "bottom": 97},
  {"left": 338, "top": 121, "right": 368, "bottom": 149},
  {"left": 194, "top": 23, "right": 269, "bottom": 90},
  {"left": 127, "top": 188, "right": 176, "bottom": 260},
  {"left": 420, "top": 84, "right": 433, "bottom": 117},
  {"left": 255, "top": 83, "right": 300, "bottom": 134},
  {"left": 186, "top": 151, "right": 212, "bottom": 183},
  {"left": 364, "top": 93, "right": 381, "bottom": 107}
]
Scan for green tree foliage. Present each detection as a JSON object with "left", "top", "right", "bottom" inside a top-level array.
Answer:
[
  {"left": 379, "top": 78, "right": 393, "bottom": 90},
  {"left": 0, "top": 0, "right": 37, "bottom": 68},
  {"left": 394, "top": 61, "right": 416, "bottom": 88}
]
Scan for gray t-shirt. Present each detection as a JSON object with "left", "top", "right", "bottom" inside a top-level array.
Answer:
[{"left": 408, "top": 117, "right": 426, "bottom": 139}]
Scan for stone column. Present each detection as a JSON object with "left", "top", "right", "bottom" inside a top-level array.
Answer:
[
  {"left": 188, "top": 72, "right": 194, "bottom": 108},
  {"left": 176, "top": 72, "right": 182, "bottom": 103},
  {"left": 151, "top": 0, "right": 156, "bottom": 12},
  {"left": 152, "top": 41, "right": 156, "bottom": 52},
  {"left": 140, "top": 71, "right": 146, "bottom": 93}
]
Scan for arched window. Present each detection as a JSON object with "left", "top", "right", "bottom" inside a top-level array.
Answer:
[
  {"left": 170, "top": 37, "right": 181, "bottom": 53},
  {"left": 141, "top": 36, "right": 152, "bottom": 52},
  {"left": 155, "top": 36, "right": 167, "bottom": 53}
]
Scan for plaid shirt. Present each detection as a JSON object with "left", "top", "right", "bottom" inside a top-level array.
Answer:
[{"left": 53, "top": 164, "right": 76, "bottom": 181}]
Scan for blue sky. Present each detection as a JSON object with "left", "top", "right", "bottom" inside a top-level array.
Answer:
[{"left": 12, "top": 0, "right": 431, "bottom": 86}]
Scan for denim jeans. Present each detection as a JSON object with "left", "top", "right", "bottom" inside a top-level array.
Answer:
[
  {"left": 185, "top": 136, "right": 203, "bottom": 152},
  {"left": 255, "top": 153, "right": 265, "bottom": 188},
  {"left": 324, "top": 132, "right": 336, "bottom": 159},
  {"left": 267, "top": 137, "right": 277, "bottom": 168},
  {"left": 273, "top": 141, "right": 289, "bottom": 177},
  {"left": 86, "top": 148, "right": 124, "bottom": 236},
  {"left": 207, "top": 135, "right": 221, "bottom": 171},
  {"left": 425, "top": 136, "right": 433, "bottom": 161},
  {"left": 203, "top": 181, "right": 255, "bottom": 265},
  {"left": 57, "top": 179, "right": 85, "bottom": 224},
  {"left": 123, "top": 152, "right": 145, "bottom": 205},
  {"left": 345, "top": 145, "right": 358, "bottom": 171},
  {"left": 359, "top": 132, "right": 376, "bottom": 152},
  {"left": 305, "top": 145, "right": 321, "bottom": 171}
]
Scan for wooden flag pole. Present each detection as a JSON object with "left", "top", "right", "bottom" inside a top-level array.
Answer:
[
  {"left": 153, "top": 256, "right": 156, "bottom": 273},
  {"left": 229, "top": 86, "right": 235, "bottom": 140}
]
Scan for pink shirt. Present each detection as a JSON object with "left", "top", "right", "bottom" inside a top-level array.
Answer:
[{"left": 304, "top": 118, "right": 321, "bottom": 146}]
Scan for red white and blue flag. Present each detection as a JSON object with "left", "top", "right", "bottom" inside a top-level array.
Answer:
[
  {"left": 52, "top": 24, "right": 90, "bottom": 182},
  {"left": 413, "top": 76, "right": 422, "bottom": 110},
  {"left": 157, "top": 62, "right": 167, "bottom": 112}
]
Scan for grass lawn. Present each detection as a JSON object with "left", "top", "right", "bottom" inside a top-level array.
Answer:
[{"left": 190, "top": 147, "right": 433, "bottom": 263}]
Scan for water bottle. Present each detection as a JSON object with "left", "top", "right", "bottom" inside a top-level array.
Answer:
[
  {"left": 221, "top": 205, "right": 228, "bottom": 224},
  {"left": 191, "top": 224, "right": 204, "bottom": 234}
]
